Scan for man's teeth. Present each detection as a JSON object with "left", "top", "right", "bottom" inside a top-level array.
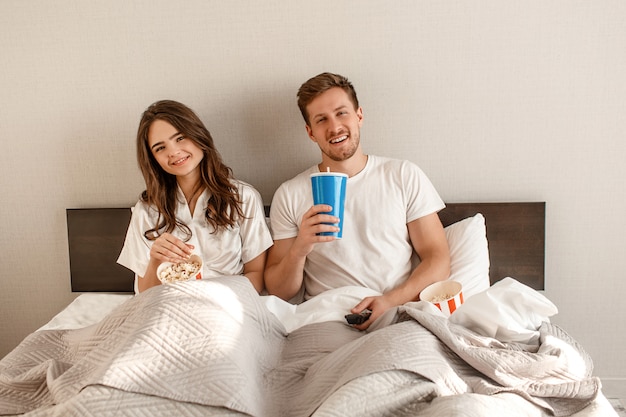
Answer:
[{"left": 330, "top": 136, "right": 347, "bottom": 144}]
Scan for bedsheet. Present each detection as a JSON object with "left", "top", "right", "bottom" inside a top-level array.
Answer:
[
  {"left": 0, "top": 277, "right": 615, "bottom": 417},
  {"left": 37, "top": 293, "right": 133, "bottom": 331}
]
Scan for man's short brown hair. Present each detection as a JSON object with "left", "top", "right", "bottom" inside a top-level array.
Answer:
[{"left": 297, "top": 72, "right": 359, "bottom": 125}]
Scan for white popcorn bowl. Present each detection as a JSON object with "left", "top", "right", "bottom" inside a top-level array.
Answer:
[
  {"left": 420, "top": 280, "right": 464, "bottom": 316},
  {"left": 156, "top": 254, "right": 203, "bottom": 284}
]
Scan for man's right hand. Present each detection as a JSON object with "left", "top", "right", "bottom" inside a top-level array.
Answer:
[
  {"left": 264, "top": 204, "right": 339, "bottom": 301},
  {"left": 292, "top": 204, "right": 340, "bottom": 256}
]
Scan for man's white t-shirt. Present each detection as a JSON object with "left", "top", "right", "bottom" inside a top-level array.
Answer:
[
  {"left": 269, "top": 155, "right": 445, "bottom": 300},
  {"left": 118, "top": 181, "right": 272, "bottom": 293}
]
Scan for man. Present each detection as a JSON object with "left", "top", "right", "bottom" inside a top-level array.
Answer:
[{"left": 265, "top": 72, "right": 450, "bottom": 330}]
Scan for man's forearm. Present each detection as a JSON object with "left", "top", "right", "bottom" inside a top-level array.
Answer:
[
  {"left": 265, "top": 248, "right": 307, "bottom": 300},
  {"left": 386, "top": 255, "right": 451, "bottom": 306}
]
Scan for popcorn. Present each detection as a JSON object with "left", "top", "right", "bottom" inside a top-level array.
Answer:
[
  {"left": 159, "top": 261, "right": 201, "bottom": 283},
  {"left": 429, "top": 293, "right": 456, "bottom": 303},
  {"left": 157, "top": 254, "right": 203, "bottom": 284},
  {"left": 420, "top": 280, "right": 464, "bottom": 316}
]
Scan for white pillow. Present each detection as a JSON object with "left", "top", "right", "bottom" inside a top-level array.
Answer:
[
  {"left": 444, "top": 213, "right": 490, "bottom": 300},
  {"left": 450, "top": 277, "right": 557, "bottom": 344}
]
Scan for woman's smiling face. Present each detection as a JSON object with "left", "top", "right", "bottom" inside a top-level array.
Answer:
[{"left": 147, "top": 119, "right": 204, "bottom": 179}]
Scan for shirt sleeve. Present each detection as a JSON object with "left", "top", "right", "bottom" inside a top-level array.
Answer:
[
  {"left": 268, "top": 167, "right": 316, "bottom": 241},
  {"left": 403, "top": 160, "right": 446, "bottom": 223},
  {"left": 238, "top": 183, "right": 273, "bottom": 263},
  {"left": 116, "top": 201, "right": 152, "bottom": 280}
]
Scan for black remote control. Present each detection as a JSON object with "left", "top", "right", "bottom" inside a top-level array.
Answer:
[{"left": 345, "top": 310, "right": 372, "bottom": 325}]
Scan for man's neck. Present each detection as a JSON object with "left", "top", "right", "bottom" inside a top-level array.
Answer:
[{"left": 318, "top": 153, "right": 368, "bottom": 178}]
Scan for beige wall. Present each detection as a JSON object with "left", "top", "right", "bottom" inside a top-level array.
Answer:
[{"left": 1, "top": 0, "right": 624, "bottom": 395}]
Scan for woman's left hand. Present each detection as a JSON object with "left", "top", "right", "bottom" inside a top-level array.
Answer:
[{"left": 150, "top": 232, "right": 194, "bottom": 263}]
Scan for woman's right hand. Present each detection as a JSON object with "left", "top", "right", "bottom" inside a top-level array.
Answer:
[{"left": 150, "top": 232, "right": 194, "bottom": 264}]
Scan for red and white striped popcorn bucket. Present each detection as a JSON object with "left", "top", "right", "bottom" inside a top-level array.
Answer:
[{"left": 420, "top": 280, "right": 464, "bottom": 316}]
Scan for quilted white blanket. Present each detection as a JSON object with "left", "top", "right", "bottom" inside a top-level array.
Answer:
[{"left": 0, "top": 277, "right": 602, "bottom": 417}]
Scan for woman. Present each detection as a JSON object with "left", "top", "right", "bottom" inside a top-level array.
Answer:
[{"left": 118, "top": 100, "right": 272, "bottom": 294}]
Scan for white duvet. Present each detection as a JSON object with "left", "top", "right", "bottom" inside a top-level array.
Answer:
[{"left": 2, "top": 277, "right": 615, "bottom": 417}]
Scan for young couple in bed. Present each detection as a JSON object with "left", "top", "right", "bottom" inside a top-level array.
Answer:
[{"left": 117, "top": 72, "right": 451, "bottom": 330}]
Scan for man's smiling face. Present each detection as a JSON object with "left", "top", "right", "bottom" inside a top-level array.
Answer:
[{"left": 305, "top": 87, "right": 363, "bottom": 162}]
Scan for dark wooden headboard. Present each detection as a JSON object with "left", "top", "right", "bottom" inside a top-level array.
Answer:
[
  {"left": 66, "top": 202, "right": 545, "bottom": 293},
  {"left": 438, "top": 202, "right": 545, "bottom": 290},
  {"left": 67, "top": 208, "right": 134, "bottom": 292}
]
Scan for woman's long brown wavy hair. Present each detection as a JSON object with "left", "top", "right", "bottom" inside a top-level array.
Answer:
[{"left": 136, "top": 100, "right": 243, "bottom": 241}]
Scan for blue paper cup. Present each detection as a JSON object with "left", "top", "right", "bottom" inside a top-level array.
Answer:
[{"left": 310, "top": 172, "right": 348, "bottom": 238}]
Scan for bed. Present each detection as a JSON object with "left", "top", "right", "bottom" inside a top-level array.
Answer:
[{"left": 0, "top": 202, "right": 618, "bottom": 417}]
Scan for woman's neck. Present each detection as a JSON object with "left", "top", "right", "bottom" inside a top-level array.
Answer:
[{"left": 177, "top": 173, "right": 204, "bottom": 215}]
